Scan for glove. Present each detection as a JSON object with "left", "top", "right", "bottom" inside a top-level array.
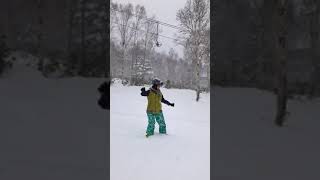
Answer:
[
  {"left": 170, "top": 103, "right": 175, "bottom": 107},
  {"left": 141, "top": 87, "right": 145, "bottom": 92}
]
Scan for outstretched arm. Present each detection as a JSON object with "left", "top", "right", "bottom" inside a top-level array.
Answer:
[{"left": 161, "top": 96, "right": 174, "bottom": 106}]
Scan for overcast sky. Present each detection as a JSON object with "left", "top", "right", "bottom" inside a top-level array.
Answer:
[{"left": 112, "top": 0, "right": 188, "bottom": 58}]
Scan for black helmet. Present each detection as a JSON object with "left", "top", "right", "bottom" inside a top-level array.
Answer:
[{"left": 152, "top": 78, "right": 163, "bottom": 86}]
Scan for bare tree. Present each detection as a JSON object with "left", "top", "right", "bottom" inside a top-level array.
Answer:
[
  {"left": 253, "top": 0, "right": 289, "bottom": 126},
  {"left": 110, "top": 2, "right": 117, "bottom": 38},
  {"left": 300, "top": 0, "right": 320, "bottom": 98},
  {"left": 272, "top": 0, "right": 289, "bottom": 127},
  {"left": 130, "top": 5, "right": 146, "bottom": 84},
  {"left": 79, "top": 0, "right": 87, "bottom": 75},
  {"left": 64, "top": 0, "right": 78, "bottom": 75},
  {"left": 67, "top": 0, "right": 77, "bottom": 60},
  {"left": 37, "top": 0, "right": 44, "bottom": 73},
  {"left": 251, "top": 0, "right": 281, "bottom": 89},
  {"left": 167, "top": 48, "right": 178, "bottom": 83},
  {"left": 203, "top": 28, "right": 210, "bottom": 90},
  {"left": 103, "top": 0, "right": 109, "bottom": 78},
  {"left": 112, "top": 3, "right": 134, "bottom": 82},
  {"left": 141, "top": 16, "right": 157, "bottom": 82},
  {"left": 177, "top": 0, "right": 210, "bottom": 101}
]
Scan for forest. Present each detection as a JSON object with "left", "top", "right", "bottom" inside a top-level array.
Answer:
[{"left": 110, "top": 0, "right": 210, "bottom": 98}]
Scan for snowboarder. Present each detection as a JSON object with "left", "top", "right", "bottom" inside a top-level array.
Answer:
[
  {"left": 140, "top": 78, "right": 175, "bottom": 137},
  {"left": 97, "top": 81, "right": 109, "bottom": 110}
]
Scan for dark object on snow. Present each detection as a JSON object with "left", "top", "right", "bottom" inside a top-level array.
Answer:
[{"left": 97, "top": 81, "right": 110, "bottom": 110}]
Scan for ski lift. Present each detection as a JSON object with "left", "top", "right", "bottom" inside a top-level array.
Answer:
[{"left": 155, "top": 21, "right": 162, "bottom": 47}]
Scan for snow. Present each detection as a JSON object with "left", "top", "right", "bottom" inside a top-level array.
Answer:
[
  {"left": 213, "top": 86, "right": 320, "bottom": 180},
  {"left": 110, "top": 82, "right": 210, "bottom": 180},
  {"left": 0, "top": 62, "right": 108, "bottom": 179},
  {"left": 5, "top": 52, "right": 320, "bottom": 179}
]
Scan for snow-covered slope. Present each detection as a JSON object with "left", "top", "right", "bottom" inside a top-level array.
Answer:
[
  {"left": 110, "top": 82, "right": 210, "bottom": 180},
  {"left": 213, "top": 86, "right": 320, "bottom": 180},
  {"left": 0, "top": 62, "right": 108, "bottom": 179}
]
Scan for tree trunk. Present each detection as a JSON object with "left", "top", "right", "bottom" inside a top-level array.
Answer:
[
  {"left": 130, "top": 21, "right": 140, "bottom": 85},
  {"left": 196, "top": 89, "right": 200, "bottom": 101},
  {"left": 80, "top": 0, "right": 86, "bottom": 75},
  {"left": 121, "top": 46, "right": 126, "bottom": 81},
  {"left": 207, "top": 62, "right": 210, "bottom": 91},
  {"left": 309, "top": 0, "right": 320, "bottom": 98},
  {"left": 66, "top": 0, "right": 75, "bottom": 75},
  {"left": 103, "top": 0, "right": 109, "bottom": 78},
  {"left": 67, "top": 0, "right": 75, "bottom": 58},
  {"left": 273, "top": 0, "right": 289, "bottom": 127},
  {"left": 37, "top": 0, "right": 44, "bottom": 73},
  {"left": 130, "top": 44, "right": 136, "bottom": 84},
  {"left": 196, "top": 60, "right": 201, "bottom": 101},
  {"left": 142, "top": 24, "right": 149, "bottom": 83},
  {"left": 6, "top": 1, "right": 11, "bottom": 47},
  {"left": 254, "top": 0, "right": 278, "bottom": 88}
]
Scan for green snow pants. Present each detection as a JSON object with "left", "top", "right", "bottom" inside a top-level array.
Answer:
[{"left": 146, "top": 111, "right": 166, "bottom": 136}]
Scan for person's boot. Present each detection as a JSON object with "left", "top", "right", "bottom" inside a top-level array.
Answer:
[
  {"left": 159, "top": 126, "right": 166, "bottom": 134},
  {"left": 145, "top": 133, "right": 154, "bottom": 138}
]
